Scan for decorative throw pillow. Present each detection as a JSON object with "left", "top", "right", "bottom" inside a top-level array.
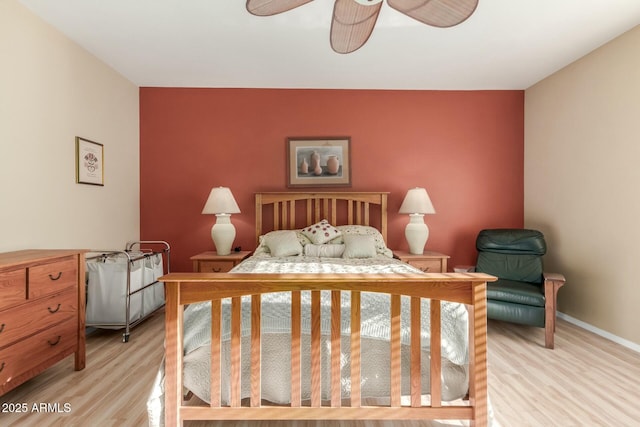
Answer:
[
  {"left": 342, "top": 234, "right": 377, "bottom": 259},
  {"left": 304, "top": 243, "right": 345, "bottom": 258},
  {"left": 263, "top": 230, "right": 303, "bottom": 257},
  {"left": 301, "top": 220, "right": 342, "bottom": 244},
  {"left": 331, "top": 225, "right": 393, "bottom": 258}
]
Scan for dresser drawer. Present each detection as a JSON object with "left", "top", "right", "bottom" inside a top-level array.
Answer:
[
  {"left": 28, "top": 257, "right": 78, "bottom": 299},
  {"left": 0, "top": 269, "right": 26, "bottom": 310},
  {"left": 198, "top": 260, "right": 235, "bottom": 273},
  {"left": 0, "top": 288, "right": 77, "bottom": 348},
  {"left": 408, "top": 259, "right": 443, "bottom": 273},
  {"left": 0, "top": 317, "right": 77, "bottom": 391}
]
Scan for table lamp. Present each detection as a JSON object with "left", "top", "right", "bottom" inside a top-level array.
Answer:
[
  {"left": 201, "top": 187, "right": 240, "bottom": 255},
  {"left": 399, "top": 187, "right": 435, "bottom": 255}
]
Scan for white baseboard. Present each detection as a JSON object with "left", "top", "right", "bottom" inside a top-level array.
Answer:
[{"left": 557, "top": 312, "right": 640, "bottom": 354}]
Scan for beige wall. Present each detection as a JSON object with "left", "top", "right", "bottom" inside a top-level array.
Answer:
[
  {"left": 525, "top": 26, "right": 640, "bottom": 346},
  {"left": 0, "top": 1, "right": 139, "bottom": 252}
]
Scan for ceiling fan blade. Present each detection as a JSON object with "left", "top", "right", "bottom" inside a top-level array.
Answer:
[
  {"left": 330, "top": 0, "right": 383, "bottom": 54},
  {"left": 246, "top": 0, "right": 314, "bottom": 16},
  {"left": 387, "top": 0, "right": 478, "bottom": 28}
]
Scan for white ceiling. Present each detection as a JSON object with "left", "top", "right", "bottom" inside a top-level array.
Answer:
[{"left": 19, "top": 0, "right": 640, "bottom": 90}]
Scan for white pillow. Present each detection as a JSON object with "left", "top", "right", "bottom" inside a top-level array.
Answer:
[
  {"left": 342, "top": 234, "right": 377, "bottom": 259},
  {"left": 301, "top": 219, "right": 342, "bottom": 244},
  {"left": 304, "top": 244, "right": 345, "bottom": 258},
  {"left": 263, "top": 230, "right": 303, "bottom": 257},
  {"left": 331, "top": 225, "right": 393, "bottom": 258},
  {"left": 256, "top": 230, "right": 311, "bottom": 255}
]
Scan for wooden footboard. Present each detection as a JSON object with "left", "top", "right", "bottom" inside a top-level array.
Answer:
[{"left": 161, "top": 272, "right": 495, "bottom": 427}]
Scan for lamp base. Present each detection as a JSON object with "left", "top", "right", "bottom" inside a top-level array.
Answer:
[
  {"left": 405, "top": 214, "right": 429, "bottom": 255},
  {"left": 211, "top": 214, "right": 236, "bottom": 256}
]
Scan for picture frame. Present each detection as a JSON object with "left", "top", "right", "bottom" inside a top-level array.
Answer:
[
  {"left": 287, "top": 137, "right": 351, "bottom": 188},
  {"left": 75, "top": 136, "right": 104, "bottom": 186}
]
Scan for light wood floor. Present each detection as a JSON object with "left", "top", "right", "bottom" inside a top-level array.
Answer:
[{"left": 1, "top": 310, "right": 639, "bottom": 427}]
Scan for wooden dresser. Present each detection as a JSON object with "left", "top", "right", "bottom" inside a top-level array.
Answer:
[{"left": 0, "top": 249, "right": 86, "bottom": 396}]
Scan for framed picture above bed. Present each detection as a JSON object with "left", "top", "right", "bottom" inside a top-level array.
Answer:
[{"left": 286, "top": 136, "right": 351, "bottom": 187}]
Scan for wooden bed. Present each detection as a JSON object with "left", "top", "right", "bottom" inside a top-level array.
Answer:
[{"left": 161, "top": 192, "right": 495, "bottom": 426}]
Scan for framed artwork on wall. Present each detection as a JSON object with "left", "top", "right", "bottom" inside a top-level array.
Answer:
[
  {"left": 286, "top": 137, "right": 351, "bottom": 188},
  {"left": 75, "top": 136, "right": 104, "bottom": 186}
]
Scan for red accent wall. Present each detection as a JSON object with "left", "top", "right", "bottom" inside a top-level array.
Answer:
[{"left": 140, "top": 88, "right": 524, "bottom": 272}]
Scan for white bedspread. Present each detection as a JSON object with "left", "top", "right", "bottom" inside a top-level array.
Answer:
[
  {"left": 147, "top": 254, "right": 471, "bottom": 427},
  {"left": 184, "top": 254, "right": 468, "bottom": 364},
  {"left": 182, "top": 254, "right": 468, "bottom": 401}
]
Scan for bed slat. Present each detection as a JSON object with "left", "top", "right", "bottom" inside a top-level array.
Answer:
[
  {"left": 390, "top": 294, "right": 402, "bottom": 407},
  {"left": 347, "top": 201, "right": 354, "bottom": 225},
  {"left": 306, "top": 199, "right": 312, "bottom": 226},
  {"left": 230, "top": 297, "right": 242, "bottom": 407},
  {"left": 430, "top": 299, "right": 442, "bottom": 407},
  {"left": 311, "top": 290, "right": 322, "bottom": 407},
  {"left": 331, "top": 290, "right": 342, "bottom": 407},
  {"left": 274, "top": 202, "right": 280, "bottom": 231},
  {"left": 364, "top": 202, "right": 370, "bottom": 226},
  {"left": 350, "top": 290, "right": 361, "bottom": 407},
  {"left": 331, "top": 198, "right": 337, "bottom": 225},
  {"left": 210, "top": 299, "right": 221, "bottom": 407},
  {"left": 291, "top": 291, "right": 302, "bottom": 407},
  {"left": 289, "top": 200, "right": 296, "bottom": 229},
  {"left": 251, "top": 295, "right": 261, "bottom": 407},
  {"left": 411, "top": 296, "right": 421, "bottom": 408},
  {"left": 323, "top": 198, "right": 329, "bottom": 222},
  {"left": 282, "top": 202, "right": 288, "bottom": 231},
  {"left": 314, "top": 198, "right": 321, "bottom": 224}
]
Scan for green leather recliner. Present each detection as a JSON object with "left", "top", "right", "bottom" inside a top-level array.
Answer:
[{"left": 474, "top": 229, "right": 566, "bottom": 349}]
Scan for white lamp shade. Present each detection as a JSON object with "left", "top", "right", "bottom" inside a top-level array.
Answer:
[
  {"left": 399, "top": 188, "right": 435, "bottom": 255},
  {"left": 202, "top": 187, "right": 240, "bottom": 215},
  {"left": 399, "top": 187, "right": 435, "bottom": 215},
  {"left": 202, "top": 187, "right": 240, "bottom": 255}
]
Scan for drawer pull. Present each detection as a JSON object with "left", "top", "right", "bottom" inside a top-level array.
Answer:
[
  {"left": 212, "top": 267, "right": 222, "bottom": 272},
  {"left": 0, "top": 323, "right": 4, "bottom": 333},
  {"left": 48, "top": 304, "right": 62, "bottom": 314},
  {"left": 0, "top": 362, "right": 4, "bottom": 373},
  {"left": 49, "top": 272, "right": 63, "bottom": 281},
  {"left": 48, "top": 336, "right": 62, "bottom": 346}
]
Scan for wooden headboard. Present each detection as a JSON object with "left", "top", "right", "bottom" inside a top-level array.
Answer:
[{"left": 255, "top": 192, "right": 389, "bottom": 245}]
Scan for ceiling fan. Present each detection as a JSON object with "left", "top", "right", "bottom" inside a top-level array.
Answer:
[{"left": 246, "top": 0, "right": 479, "bottom": 54}]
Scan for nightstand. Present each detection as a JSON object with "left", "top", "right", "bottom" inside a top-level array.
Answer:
[
  {"left": 393, "top": 250, "right": 449, "bottom": 273},
  {"left": 190, "top": 251, "right": 251, "bottom": 273}
]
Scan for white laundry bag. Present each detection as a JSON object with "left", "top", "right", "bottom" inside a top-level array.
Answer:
[
  {"left": 86, "top": 255, "right": 144, "bottom": 327},
  {"left": 141, "top": 253, "right": 165, "bottom": 317}
]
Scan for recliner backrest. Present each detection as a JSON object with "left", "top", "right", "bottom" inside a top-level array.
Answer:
[{"left": 475, "top": 229, "right": 546, "bottom": 284}]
